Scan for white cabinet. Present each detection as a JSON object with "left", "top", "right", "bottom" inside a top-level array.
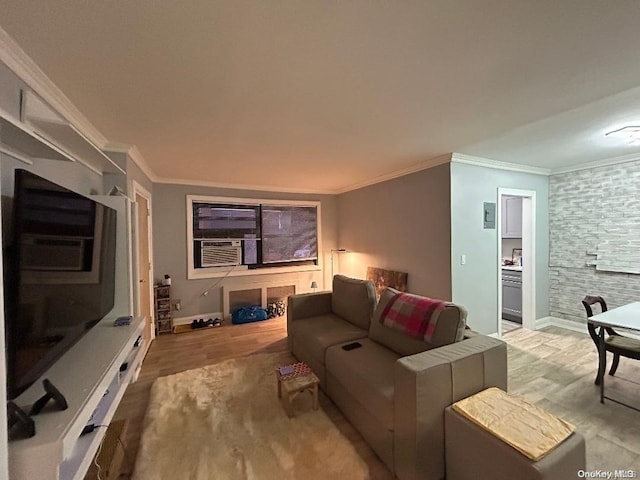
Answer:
[
  {"left": 8, "top": 318, "right": 145, "bottom": 480},
  {"left": 5, "top": 196, "right": 139, "bottom": 480},
  {"left": 501, "top": 196, "right": 522, "bottom": 238}
]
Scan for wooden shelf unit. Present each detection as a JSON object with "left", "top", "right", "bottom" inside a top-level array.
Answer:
[{"left": 154, "top": 285, "right": 173, "bottom": 334}]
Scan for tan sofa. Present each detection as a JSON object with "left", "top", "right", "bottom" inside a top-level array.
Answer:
[{"left": 287, "top": 275, "right": 508, "bottom": 480}]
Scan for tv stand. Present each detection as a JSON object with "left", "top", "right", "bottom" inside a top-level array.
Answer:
[{"left": 8, "top": 316, "right": 145, "bottom": 480}]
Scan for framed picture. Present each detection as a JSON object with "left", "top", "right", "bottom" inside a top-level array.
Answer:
[{"left": 366, "top": 267, "right": 408, "bottom": 299}]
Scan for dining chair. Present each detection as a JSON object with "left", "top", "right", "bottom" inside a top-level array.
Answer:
[{"left": 582, "top": 295, "right": 640, "bottom": 385}]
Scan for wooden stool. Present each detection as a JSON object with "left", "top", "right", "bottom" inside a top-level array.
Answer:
[{"left": 276, "top": 364, "right": 319, "bottom": 417}]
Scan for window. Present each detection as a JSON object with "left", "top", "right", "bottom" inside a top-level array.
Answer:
[
  {"left": 192, "top": 203, "right": 260, "bottom": 239},
  {"left": 261, "top": 205, "right": 317, "bottom": 264},
  {"left": 187, "top": 196, "right": 321, "bottom": 278}
]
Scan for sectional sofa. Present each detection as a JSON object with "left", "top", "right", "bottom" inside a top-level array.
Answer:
[{"left": 287, "top": 275, "right": 508, "bottom": 480}]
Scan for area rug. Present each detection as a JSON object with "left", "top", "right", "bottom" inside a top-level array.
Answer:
[{"left": 132, "top": 352, "right": 369, "bottom": 480}]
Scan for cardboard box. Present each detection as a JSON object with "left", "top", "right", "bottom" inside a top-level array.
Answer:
[{"left": 84, "top": 419, "right": 128, "bottom": 480}]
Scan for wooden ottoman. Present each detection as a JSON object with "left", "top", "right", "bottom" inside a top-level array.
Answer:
[
  {"left": 276, "top": 362, "right": 319, "bottom": 417},
  {"left": 445, "top": 388, "right": 585, "bottom": 480}
]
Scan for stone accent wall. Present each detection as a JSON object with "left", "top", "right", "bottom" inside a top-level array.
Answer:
[{"left": 549, "top": 160, "right": 640, "bottom": 324}]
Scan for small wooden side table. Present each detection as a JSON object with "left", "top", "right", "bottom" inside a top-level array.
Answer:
[{"left": 276, "top": 363, "right": 319, "bottom": 417}]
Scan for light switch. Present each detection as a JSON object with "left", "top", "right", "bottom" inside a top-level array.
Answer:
[{"left": 461, "top": 254, "right": 466, "bottom": 265}]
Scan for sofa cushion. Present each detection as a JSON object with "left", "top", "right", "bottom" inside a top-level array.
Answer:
[
  {"left": 325, "top": 338, "right": 399, "bottom": 431},
  {"left": 289, "top": 313, "right": 368, "bottom": 368},
  {"left": 331, "top": 275, "right": 376, "bottom": 330},
  {"left": 370, "top": 288, "right": 467, "bottom": 356}
]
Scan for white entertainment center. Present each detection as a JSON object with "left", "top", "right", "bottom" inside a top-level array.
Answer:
[
  {"left": 9, "top": 317, "right": 145, "bottom": 480},
  {"left": 0, "top": 40, "right": 151, "bottom": 480},
  {"left": 5, "top": 195, "right": 145, "bottom": 480}
]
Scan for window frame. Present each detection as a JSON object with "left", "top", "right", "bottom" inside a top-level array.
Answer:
[{"left": 186, "top": 194, "right": 322, "bottom": 280}]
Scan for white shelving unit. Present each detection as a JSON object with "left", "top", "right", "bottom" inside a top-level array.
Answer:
[
  {"left": 0, "top": 64, "right": 139, "bottom": 480},
  {"left": 3, "top": 191, "right": 139, "bottom": 480},
  {"left": 0, "top": 91, "right": 125, "bottom": 175},
  {"left": 9, "top": 317, "right": 145, "bottom": 480}
]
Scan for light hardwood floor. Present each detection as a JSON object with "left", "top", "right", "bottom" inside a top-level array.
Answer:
[
  {"left": 505, "top": 325, "right": 640, "bottom": 471},
  {"left": 111, "top": 319, "right": 640, "bottom": 478}
]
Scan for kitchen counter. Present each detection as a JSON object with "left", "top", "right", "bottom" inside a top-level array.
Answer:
[{"left": 501, "top": 265, "right": 522, "bottom": 271}]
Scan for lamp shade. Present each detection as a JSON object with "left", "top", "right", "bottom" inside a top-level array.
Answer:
[{"left": 310, "top": 281, "right": 318, "bottom": 289}]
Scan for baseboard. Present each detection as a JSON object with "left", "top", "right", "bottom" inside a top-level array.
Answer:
[
  {"left": 173, "top": 311, "right": 223, "bottom": 326},
  {"left": 536, "top": 316, "right": 640, "bottom": 340},
  {"left": 535, "top": 316, "right": 588, "bottom": 333}
]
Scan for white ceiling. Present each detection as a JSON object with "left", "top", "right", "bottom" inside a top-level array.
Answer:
[{"left": 2, "top": 1, "right": 640, "bottom": 193}]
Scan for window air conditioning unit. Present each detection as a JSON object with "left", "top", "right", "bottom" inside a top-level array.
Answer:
[
  {"left": 22, "top": 236, "right": 85, "bottom": 271},
  {"left": 200, "top": 240, "right": 242, "bottom": 267}
]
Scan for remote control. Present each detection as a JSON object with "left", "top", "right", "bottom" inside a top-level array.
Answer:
[{"left": 342, "top": 342, "right": 362, "bottom": 351}]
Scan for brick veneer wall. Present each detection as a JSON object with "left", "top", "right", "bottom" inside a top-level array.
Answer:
[{"left": 549, "top": 160, "right": 640, "bottom": 324}]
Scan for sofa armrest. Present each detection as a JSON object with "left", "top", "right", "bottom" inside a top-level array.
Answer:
[
  {"left": 393, "top": 335, "right": 507, "bottom": 480},
  {"left": 287, "top": 292, "right": 332, "bottom": 350}
]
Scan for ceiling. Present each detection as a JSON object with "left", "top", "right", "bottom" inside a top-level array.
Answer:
[{"left": 2, "top": 1, "right": 640, "bottom": 193}]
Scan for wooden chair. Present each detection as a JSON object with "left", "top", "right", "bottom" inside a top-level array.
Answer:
[{"left": 582, "top": 295, "right": 640, "bottom": 385}]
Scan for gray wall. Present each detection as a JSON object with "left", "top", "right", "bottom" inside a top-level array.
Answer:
[
  {"left": 450, "top": 162, "right": 549, "bottom": 334},
  {"left": 549, "top": 160, "right": 640, "bottom": 325},
  {"left": 152, "top": 183, "right": 338, "bottom": 319},
  {"left": 337, "top": 163, "right": 452, "bottom": 300}
]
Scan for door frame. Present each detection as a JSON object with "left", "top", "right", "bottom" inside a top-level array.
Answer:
[
  {"left": 132, "top": 180, "right": 155, "bottom": 341},
  {"left": 497, "top": 188, "right": 537, "bottom": 336}
]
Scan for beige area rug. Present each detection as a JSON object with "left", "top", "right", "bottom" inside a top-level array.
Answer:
[{"left": 132, "top": 352, "right": 369, "bottom": 480}]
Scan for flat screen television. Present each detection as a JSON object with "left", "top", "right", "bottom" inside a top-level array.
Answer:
[{"left": 4, "top": 169, "right": 117, "bottom": 400}]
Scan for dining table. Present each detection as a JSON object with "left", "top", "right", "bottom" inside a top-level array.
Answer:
[{"left": 588, "top": 301, "right": 640, "bottom": 412}]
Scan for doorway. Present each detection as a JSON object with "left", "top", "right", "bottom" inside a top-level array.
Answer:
[
  {"left": 497, "top": 188, "right": 536, "bottom": 337},
  {"left": 133, "top": 181, "right": 155, "bottom": 356}
]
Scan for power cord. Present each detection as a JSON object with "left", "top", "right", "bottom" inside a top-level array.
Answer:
[
  {"left": 200, "top": 263, "right": 237, "bottom": 297},
  {"left": 90, "top": 425, "right": 109, "bottom": 480},
  {"left": 84, "top": 423, "right": 133, "bottom": 478}
]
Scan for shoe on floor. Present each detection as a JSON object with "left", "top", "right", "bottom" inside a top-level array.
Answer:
[{"left": 212, "top": 318, "right": 222, "bottom": 327}]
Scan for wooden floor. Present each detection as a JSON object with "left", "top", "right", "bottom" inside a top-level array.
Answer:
[
  {"left": 112, "top": 317, "right": 392, "bottom": 479},
  {"left": 111, "top": 318, "right": 640, "bottom": 478},
  {"left": 505, "top": 325, "right": 640, "bottom": 470}
]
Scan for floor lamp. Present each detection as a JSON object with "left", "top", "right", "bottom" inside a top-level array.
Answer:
[{"left": 330, "top": 249, "right": 347, "bottom": 282}]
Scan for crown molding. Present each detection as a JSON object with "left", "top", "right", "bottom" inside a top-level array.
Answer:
[
  {"left": 103, "top": 142, "right": 158, "bottom": 182},
  {"left": 550, "top": 151, "right": 640, "bottom": 175},
  {"left": 104, "top": 143, "right": 332, "bottom": 194},
  {"left": 335, "top": 153, "right": 453, "bottom": 194},
  {"left": 450, "top": 152, "right": 551, "bottom": 176},
  {"left": 0, "top": 26, "right": 108, "bottom": 148},
  {"left": 154, "top": 176, "right": 337, "bottom": 195}
]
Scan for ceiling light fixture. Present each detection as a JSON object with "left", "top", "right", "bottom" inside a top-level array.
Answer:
[{"left": 605, "top": 125, "right": 640, "bottom": 145}]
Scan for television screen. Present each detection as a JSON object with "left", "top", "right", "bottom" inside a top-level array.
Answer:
[{"left": 4, "top": 169, "right": 117, "bottom": 400}]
